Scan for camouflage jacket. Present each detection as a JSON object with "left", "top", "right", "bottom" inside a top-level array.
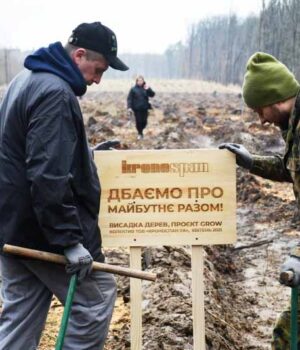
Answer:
[{"left": 250, "top": 96, "right": 300, "bottom": 207}]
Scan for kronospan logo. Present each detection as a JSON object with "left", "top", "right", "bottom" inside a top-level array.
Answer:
[{"left": 121, "top": 160, "right": 209, "bottom": 177}]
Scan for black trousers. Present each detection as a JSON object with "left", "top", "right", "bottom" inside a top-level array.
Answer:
[{"left": 134, "top": 109, "right": 148, "bottom": 135}]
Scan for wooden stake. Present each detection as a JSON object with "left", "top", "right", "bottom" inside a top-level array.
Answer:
[
  {"left": 192, "top": 245, "right": 205, "bottom": 349},
  {"left": 130, "top": 246, "right": 142, "bottom": 350}
]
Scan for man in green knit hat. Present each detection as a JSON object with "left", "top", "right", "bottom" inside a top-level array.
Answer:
[{"left": 220, "top": 52, "right": 300, "bottom": 349}]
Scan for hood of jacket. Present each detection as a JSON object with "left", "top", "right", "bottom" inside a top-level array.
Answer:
[{"left": 24, "top": 41, "right": 87, "bottom": 96}]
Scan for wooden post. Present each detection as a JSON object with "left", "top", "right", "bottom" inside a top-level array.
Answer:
[
  {"left": 95, "top": 149, "right": 237, "bottom": 349},
  {"left": 192, "top": 245, "right": 205, "bottom": 349},
  {"left": 130, "top": 246, "right": 142, "bottom": 350}
]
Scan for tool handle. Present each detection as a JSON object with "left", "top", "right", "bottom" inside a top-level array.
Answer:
[
  {"left": 291, "top": 287, "right": 299, "bottom": 350},
  {"left": 280, "top": 271, "right": 299, "bottom": 349},
  {"left": 280, "top": 270, "right": 295, "bottom": 284},
  {"left": 3, "top": 244, "right": 156, "bottom": 282},
  {"left": 55, "top": 274, "right": 78, "bottom": 350}
]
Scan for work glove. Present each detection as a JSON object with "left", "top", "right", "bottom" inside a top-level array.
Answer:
[
  {"left": 64, "top": 243, "right": 93, "bottom": 281},
  {"left": 280, "top": 246, "right": 300, "bottom": 287},
  {"left": 92, "top": 140, "right": 121, "bottom": 151},
  {"left": 218, "top": 143, "right": 253, "bottom": 170},
  {"left": 127, "top": 108, "right": 133, "bottom": 117}
]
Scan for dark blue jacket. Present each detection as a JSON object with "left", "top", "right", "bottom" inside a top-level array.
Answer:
[{"left": 0, "top": 42, "right": 104, "bottom": 261}]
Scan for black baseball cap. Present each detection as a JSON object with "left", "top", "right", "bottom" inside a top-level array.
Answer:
[{"left": 68, "top": 22, "right": 129, "bottom": 71}]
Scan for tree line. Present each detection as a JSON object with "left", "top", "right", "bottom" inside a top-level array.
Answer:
[
  {"left": 1, "top": 0, "right": 300, "bottom": 85},
  {"left": 107, "top": 0, "right": 300, "bottom": 84},
  {"left": 0, "top": 49, "right": 26, "bottom": 85},
  {"left": 165, "top": 0, "right": 300, "bottom": 85}
]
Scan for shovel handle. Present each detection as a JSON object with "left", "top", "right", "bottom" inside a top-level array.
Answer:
[
  {"left": 279, "top": 271, "right": 299, "bottom": 349},
  {"left": 55, "top": 274, "right": 78, "bottom": 350},
  {"left": 3, "top": 244, "right": 156, "bottom": 282},
  {"left": 291, "top": 287, "right": 299, "bottom": 350}
]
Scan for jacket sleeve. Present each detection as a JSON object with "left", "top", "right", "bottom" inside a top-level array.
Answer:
[
  {"left": 127, "top": 88, "right": 134, "bottom": 109},
  {"left": 25, "top": 88, "right": 83, "bottom": 248},
  {"left": 146, "top": 87, "right": 155, "bottom": 98},
  {"left": 250, "top": 154, "right": 293, "bottom": 182}
]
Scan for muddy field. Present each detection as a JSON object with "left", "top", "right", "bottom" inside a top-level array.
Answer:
[{"left": 31, "top": 79, "right": 298, "bottom": 349}]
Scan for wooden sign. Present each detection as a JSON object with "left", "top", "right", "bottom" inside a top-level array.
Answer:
[{"left": 94, "top": 149, "right": 236, "bottom": 247}]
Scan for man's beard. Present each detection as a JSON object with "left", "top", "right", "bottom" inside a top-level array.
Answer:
[{"left": 272, "top": 106, "right": 290, "bottom": 130}]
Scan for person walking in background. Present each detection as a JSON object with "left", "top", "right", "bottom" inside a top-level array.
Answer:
[
  {"left": 127, "top": 75, "right": 155, "bottom": 140},
  {"left": 0, "top": 21, "right": 128, "bottom": 350},
  {"left": 219, "top": 52, "right": 300, "bottom": 349}
]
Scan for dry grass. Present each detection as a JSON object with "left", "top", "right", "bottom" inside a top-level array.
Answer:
[
  {"left": 88, "top": 79, "right": 241, "bottom": 94},
  {"left": 1, "top": 79, "right": 241, "bottom": 96}
]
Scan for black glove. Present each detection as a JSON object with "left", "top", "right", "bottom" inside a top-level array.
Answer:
[
  {"left": 92, "top": 140, "right": 121, "bottom": 151},
  {"left": 64, "top": 243, "right": 93, "bottom": 281},
  {"left": 280, "top": 246, "right": 300, "bottom": 287},
  {"left": 219, "top": 143, "right": 253, "bottom": 170}
]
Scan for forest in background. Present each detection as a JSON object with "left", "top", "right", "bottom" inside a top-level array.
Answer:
[{"left": 1, "top": 0, "right": 300, "bottom": 85}]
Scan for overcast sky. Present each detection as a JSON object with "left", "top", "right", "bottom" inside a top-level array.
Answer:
[{"left": 1, "top": 0, "right": 264, "bottom": 54}]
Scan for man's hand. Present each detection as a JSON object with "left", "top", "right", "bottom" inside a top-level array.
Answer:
[
  {"left": 64, "top": 243, "right": 93, "bottom": 281},
  {"left": 92, "top": 140, "right": 121, "bottom": 151},
  {"left": 280, "top": 256, "right": 300, "bottom": 287},
  {"left": 219, "top": 143, "right": 253, "bottom": 170}
]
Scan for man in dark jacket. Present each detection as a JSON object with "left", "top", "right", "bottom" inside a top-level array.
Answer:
[
  {"left": 0, "top": 22, "right": 128, "bottom": 349},
  {"left": 219, "top": 52, "right": 300, "bottom": 349},
  {"left": 127, "top": 75, "right": 155, "bottom": 140}
]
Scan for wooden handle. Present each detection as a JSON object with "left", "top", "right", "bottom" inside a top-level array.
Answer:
[
  {"left": 280, "top": 270, "right": 294, "bottom": 284},
  {"left": 3, "top": 244, "right": 156, "bottom": 282}
]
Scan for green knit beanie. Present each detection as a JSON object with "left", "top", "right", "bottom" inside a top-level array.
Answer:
[{"left": 242, "top": 52, "right": 300, "bottom": 108}]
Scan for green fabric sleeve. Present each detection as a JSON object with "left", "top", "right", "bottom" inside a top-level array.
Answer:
[{"left": 250, "top": 154, "right": 293, "bottom": 182}]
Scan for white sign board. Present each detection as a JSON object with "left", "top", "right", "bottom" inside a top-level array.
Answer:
[{"left": 94, "top": 149, "right": 236, "bottom": 247}]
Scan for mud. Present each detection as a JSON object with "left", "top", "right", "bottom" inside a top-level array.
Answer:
[{"left": 36, "top": 87, "right": 299, "bottom": 349}]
